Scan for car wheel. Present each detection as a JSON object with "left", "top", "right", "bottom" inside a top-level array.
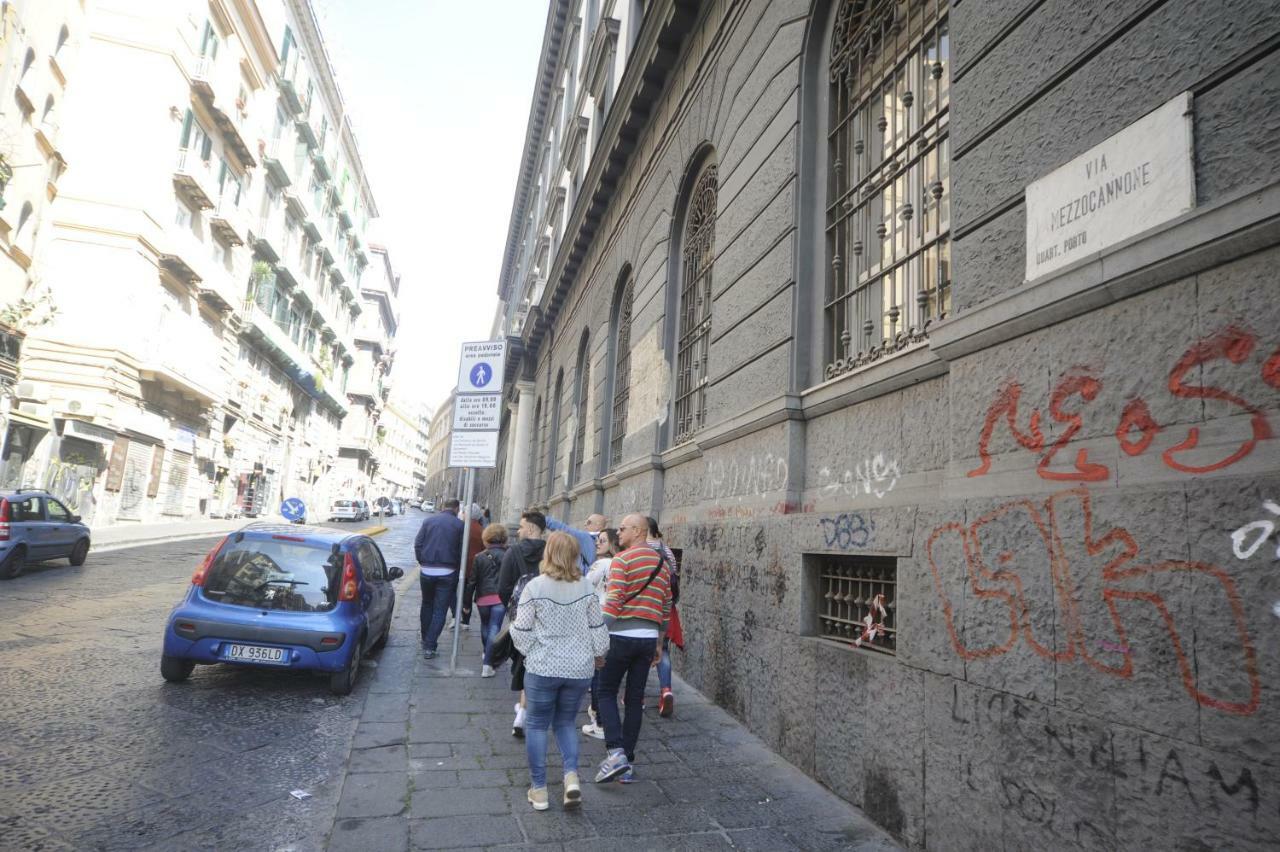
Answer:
[
  {"left": 69, "top": 539, "right": 90, "bottom": 567},
  {"left": 161, "top": 655, "right": 194, "bottom": 683},
  {"left": 0, "top": 547, "right": 25, "bottom": 580},
  {"left": 329, "top": 639, "right": 363, "bottom": 695}
]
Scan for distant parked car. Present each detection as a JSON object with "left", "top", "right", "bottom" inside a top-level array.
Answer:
[
  {"left": 329, "top": 499, "right": 361, "bottom": 522},
  {"left": 354, "top": 500, "right": 371, "bottom": 521},
  {"left": 0, "top": 489, "right": 92, "bottom": 580},
  {"left": 160, "top": 524, "right": 404, "bottom": 694},
  {"left": 407, "top": 499, "right": 421, "bottom": 510},
  {"left": 423, "top": 501, "right": 436, "bottom": 513}
]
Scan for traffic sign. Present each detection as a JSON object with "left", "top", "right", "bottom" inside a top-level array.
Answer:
[
  {"left": 456, "top": 341, "right": 506, "bottom": 395},
  {"left": 452, "top": 394, "right": 501, "bottom": 431},
  {"left": 280, "top": 497, "right": 306, "bottom": 522},
  {"left": 447, "top": 431, "right": 499, "bottom": 468}
]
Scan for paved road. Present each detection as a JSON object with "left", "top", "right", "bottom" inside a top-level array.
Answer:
[{"left": 0, "top": 515, "right": 422, "bottom": 851}]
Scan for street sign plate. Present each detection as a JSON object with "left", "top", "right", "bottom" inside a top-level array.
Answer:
[
  {"left": 456, "top": 340, "right": 506, "bottom": 394},
  {"left": 452, "top": 394, "right": 501, "bottom": 432},
  {"left": 280, "top": 497, "right": 306, "bottom": 521},
  {"left": 447, "top": 431, "right": 499, "bottom": 468}
]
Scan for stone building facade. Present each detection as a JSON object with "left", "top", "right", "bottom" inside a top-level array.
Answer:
[{"left": 491, "top": 0, "right": 1280, "bottom": 848}]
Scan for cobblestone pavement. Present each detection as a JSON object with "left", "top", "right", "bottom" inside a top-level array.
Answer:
[
  {"left": 328, "top": 522, "right": 901, "bottom": 852},
  {"left": 0, "top": 514, "right": 900, "bottom": 851},
  {"left": 0, "top": 517, "right": 404, "bottom": 852}
]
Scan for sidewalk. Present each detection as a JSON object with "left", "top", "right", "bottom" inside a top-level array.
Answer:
[
  {"left": 324, "top": 576, "right": 902, "bottom": 851},
  {"left": 89, "top": 516, "right": 392, "bottom": 553}
]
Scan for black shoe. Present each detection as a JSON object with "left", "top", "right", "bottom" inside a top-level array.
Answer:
[{"left": 423, "top": 648, "right": 437, "bottom": 659}]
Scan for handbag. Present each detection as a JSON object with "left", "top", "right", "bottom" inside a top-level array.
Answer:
[{"left": 488, "top": 623, "right": 515, "bottom": 668}]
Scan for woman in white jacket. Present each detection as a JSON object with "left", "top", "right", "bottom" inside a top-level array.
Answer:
[{"left": 511, "top": 531, "right": 610, "bottom": 811}]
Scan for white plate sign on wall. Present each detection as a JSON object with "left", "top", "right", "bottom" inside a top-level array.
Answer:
[
  {"left": 455, "top": 341, "right": 506, "bottom": 395},
  {"left": 452, "top": 394, "right": 501, "bottom": 432},
  {"left": 1024, "top": 92, "right": 1195, "bottom": 281},
  {"left": 447, "top": 431, "right": 499, "bottom": 468}
]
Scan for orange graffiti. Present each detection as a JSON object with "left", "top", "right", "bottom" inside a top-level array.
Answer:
[
  {"left": 968, "top": 325, "right": 1274, "bottom": 480},
  {"left": 926, "top": 487, "right": 1260, "bottom": 716}
]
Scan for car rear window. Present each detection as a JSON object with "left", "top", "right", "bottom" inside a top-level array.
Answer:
[
  {"left": 202, "top": 538, "right": 343, "bottom": 612},
  {"left": 333, "top": 500, "right": 352, "bottom": 508}
]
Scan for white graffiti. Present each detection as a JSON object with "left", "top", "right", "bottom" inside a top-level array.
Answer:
[
  {"left": 1231, "top": 500, "right": 1280, "bottom": 560},
  {"left": 819, "top": 453, "right": 901, "bottom": 500}
]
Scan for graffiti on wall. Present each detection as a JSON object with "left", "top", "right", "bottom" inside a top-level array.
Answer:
[
  {"left": 667, "top": 453, "right": 789, "bottom": 505},
  {"left": 1231, "top": 500, "right": 1280, "bottom": 560},
  {"left": 927, "top": 487, "right": 1260, "bottom": 716},
  {"left": 968, "top": 325, "right": 1278, "bottom": 481},
  {"left": 818, "top": 453, "right": 901, "bottom": 499},
  {"left": 819, "top": 512, "right": 875, "bottom": 549},
  {"left": 45, "top": 460, "right": 98, "bottom": 523}
]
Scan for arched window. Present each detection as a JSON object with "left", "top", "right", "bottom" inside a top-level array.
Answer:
[
  {"left": 824, "top": 0, "right": 950, "bottom": 379},
  {"left": 609, "top": 269, "right": 634, "bottom": 468},
  {"left": 571, "top": 332, "right": 591, "bottom": 484},
  {"left": 673, "top": 160, "right": 718, "bottom": 445},
  {"left": 546, "top": 369, "right": 564, "bottom": 497}
]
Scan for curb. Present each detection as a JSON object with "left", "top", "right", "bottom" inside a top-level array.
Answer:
[
  {"left": 357, "top": 525, "right": 388, "bottom": 537},
  {"left": 92, "top": 529, "right": 241, "bottom": 555}
]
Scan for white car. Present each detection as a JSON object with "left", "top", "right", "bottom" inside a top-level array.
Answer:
[{"left": 329, "top": 499, "right": 362, "bottom": 522}]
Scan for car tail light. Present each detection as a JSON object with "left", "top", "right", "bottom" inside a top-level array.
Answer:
[
  {"left": 191, "top": 536, "right": 229, "bottom": 586},
  {"left": 272, "top": 534, "right": 304, "bottom": 542},
  {"left": 320, "top": 636, "right": 341, "bottom": 647},
  {"left": 0, "top": 497, "right": 10, "bottom": 542},
  {"left": 338, "top": 552, "right": 358, "bottom": 602}
]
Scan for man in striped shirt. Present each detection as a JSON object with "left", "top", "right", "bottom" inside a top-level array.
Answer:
[{"left": 594, "top": 513, "right": 673, "bottom": 784}]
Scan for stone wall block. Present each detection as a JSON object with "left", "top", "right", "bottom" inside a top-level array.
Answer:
[{"left": 1193, "top": 57, "right": 1280, "bottom": 206}]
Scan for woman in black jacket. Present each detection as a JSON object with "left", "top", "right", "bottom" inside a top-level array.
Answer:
[{"left": 472, "top": 524, "right": 509, "bottom": 678}]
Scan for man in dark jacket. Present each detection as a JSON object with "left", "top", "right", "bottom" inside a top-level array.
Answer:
[
  {"left": 498, "top": 510, "right": 546, "bottom": 736},
  {"left": 414, "top": 498, "right": 464, "bottom": 659}
]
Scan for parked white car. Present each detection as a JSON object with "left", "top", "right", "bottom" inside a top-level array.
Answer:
[{"left": 329, "top": 499, "right": 362, "bottom": 522}]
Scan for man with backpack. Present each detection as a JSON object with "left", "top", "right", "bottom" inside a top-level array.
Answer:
[
  {"left": 595, "top": 513, "right": 672, "bottom": 784},
  {"left": 499, "top": 510, "right": 547, "bottom": 737}
]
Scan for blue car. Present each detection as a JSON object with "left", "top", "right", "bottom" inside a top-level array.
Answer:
[
  {"left": 0, "top": 488, "right": 92, "bottom": 580},
  {"left": 161, "top": 524, "right": 403, "bottom": 694}
]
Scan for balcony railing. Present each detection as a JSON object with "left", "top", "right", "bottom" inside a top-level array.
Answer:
[
  {"left": 243, "top": 304, "right": 348, "bottom": 415},
  {"left": 252, "top": 208, "right": 285, "bottom": 262},
  {"left": 278, "top": 54, "right": 304, "bottom": 115},
  {"left": 208, "top": 193, "right": 246, "bottom": 248},
  {"left": 261, "top": 138, "right": 293, "bottom": 188},
  {"left": 173, "top": 148, "right": 216, "bottom": 210}
]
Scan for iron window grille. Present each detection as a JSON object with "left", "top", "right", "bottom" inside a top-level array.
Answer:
[
  {"left": 825, "top": 0, "right": 950, "bottom": 381},
  {"left": 817, "top": 555, "right": 896, "bottom": 655},
  {"left": 610, "top": 276, "right": 634, "bottom": 468},
  {"left": 674, "top": 163, "right": 718, "bottom": 445}
]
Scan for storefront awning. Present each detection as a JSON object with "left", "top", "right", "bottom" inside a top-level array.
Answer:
[{"left": 6, "top": 409, "right": 51, "bottom": 431}]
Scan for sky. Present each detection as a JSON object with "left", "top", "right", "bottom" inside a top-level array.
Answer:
[{"left": 312, "top": 0, "right": 548, "bottom": 414}]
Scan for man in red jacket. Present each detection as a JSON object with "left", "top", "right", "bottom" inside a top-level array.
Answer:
[{"left": 595, "top": 513, "right": 672, "bottom": 784}]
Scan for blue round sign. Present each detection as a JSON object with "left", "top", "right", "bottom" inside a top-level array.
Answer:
[
  {"left": 469, "top": 363, "right": 493, "bottom": 388},
  {"left": 281, "top": 498, "right": 306, "bottom": 522}
]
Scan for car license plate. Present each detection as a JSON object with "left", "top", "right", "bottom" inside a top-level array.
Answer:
[{"left": 224, "top": 644, "right": 288, "bottom": 665}]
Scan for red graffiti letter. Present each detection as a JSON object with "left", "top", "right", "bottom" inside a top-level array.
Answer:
[
  {"left": 1262, "top": 346, "right": 1280, "bottom": 389},
  {"left": 1115, "top": 398, "right": 1160, "bottom": 456},
  {"left": 1162, "top": 326, "right": 1271, "bottom": 474},
  {"left": 967, "top": 381, "right": 1045, "bottom": 478},
  {"left": 1038, "top": 370, "right": 1109, "bottom": 482}
]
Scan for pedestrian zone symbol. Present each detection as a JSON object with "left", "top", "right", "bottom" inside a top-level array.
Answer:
[{"left": 470, "top": 363, "right": 492, "bottom": 388}]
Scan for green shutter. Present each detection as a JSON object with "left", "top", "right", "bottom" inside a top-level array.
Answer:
[{"left": 180, "top": 109, "right": 193, "bottom": 147}]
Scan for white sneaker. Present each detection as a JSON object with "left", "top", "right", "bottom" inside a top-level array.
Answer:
[
  {"left": 581, "top": 723, "right": 605, "bottom": 740},
  {"left": 481, "top": 664, "right": 495, "bottom": 678},
  {"left": 512, "top": 703, "right": 525, "bottom": 738}
]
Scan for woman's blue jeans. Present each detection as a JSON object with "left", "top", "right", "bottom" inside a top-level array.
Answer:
[
  {"left": 478, "top": 603, "right": 506, "bottom": 665},
  {"left": 657, "top": 636, "right": 672, "bottom": 690},
  {"left": 523, "top": 672, "right": 590, "bottom": 787}
]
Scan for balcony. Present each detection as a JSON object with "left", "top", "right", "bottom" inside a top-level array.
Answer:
[
  {"left": 296, "top": 105, "right": 320, "bottom": 149},
  {"left": 136, "top": 317, "right": 224, "bottom": 405},
  {"left": 173, "top": 148, "right": 216, "bottom": 210},
  {"left": 191, "top": 55, "right": 256, "bottom": 168},
  {"left": 261, "top": 138, "right": 293, "bottom": 188},
  {"left": 159, "top": 227, "right": 209, "bottom": 287},
  {"left": 252, "top": 209, "right": 285, "bottom": 262},
  {"left": 312, "top": 148, "right": 332, "bottom": 181},
  {"left": 243, "top": 305, "right": 348, "bottom": 416},
  {"left": 208, "top": 194, "right": 246, "bottom": 247},
  {"left": 278, "top": 54, "right": 304, "bottom": 115},
  {"left": 274, "top": 254, "right": 302, "bottom": 290}
]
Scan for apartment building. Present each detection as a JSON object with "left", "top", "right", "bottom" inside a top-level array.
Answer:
[
  {"left": 375, "top": 394, "right": 420, "bottom": 501},
  {"left": 0, "top": 0, "right": 85, "bottom": 491},
  {"left": 490, "top": 1, "right": 1280, "bottom": 848},
  {"left": 6, "top": 0, "right": 385, "bottom": 526},
  {"left": 422, "top": 392, "right": 453, "bottom": 504}
]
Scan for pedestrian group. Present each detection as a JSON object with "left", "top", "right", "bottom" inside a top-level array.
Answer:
[{"left": 413, "top": 502, "right": 682, "bottom": 811}]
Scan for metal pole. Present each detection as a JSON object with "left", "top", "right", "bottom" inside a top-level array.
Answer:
[{"left": 449, "top": 468, "right": 475, "bottom": 674}]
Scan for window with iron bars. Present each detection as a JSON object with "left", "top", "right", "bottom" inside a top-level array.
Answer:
[
  {"left": 609, "top": 276, "right": 633, "bottom": 468},
  {"left": 825, "top": 0, "right": 950, "bottom": 381},
  {"left": 816, "top": 554, "right": 896, "bottom": 654},
  {"left": 674, "top": 163, "right": 717, "bottom": 445}
]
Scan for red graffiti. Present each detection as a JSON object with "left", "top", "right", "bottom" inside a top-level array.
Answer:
[
  {"left": 968, "top": 325, "right": 1274, "bottom": 480},
  {"left": 967, "top": 382, "right": 1045, "bottom": 477},
  {"left": 926, "top": 487, "right": 1260, "bottom": 716},
  {"left": 1162, "top": 325, "right": 1272, "bottom": 474},
  {"left": 1038, "top": 370, "right": 1109, "bottom": 481},
  {"left": 1115, "top": 398, "right": 1159, "bottom": 456}
]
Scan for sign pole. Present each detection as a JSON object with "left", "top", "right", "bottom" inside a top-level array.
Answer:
[{"left": 449, "top": 468, "right": 475, "bottom": 675}]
